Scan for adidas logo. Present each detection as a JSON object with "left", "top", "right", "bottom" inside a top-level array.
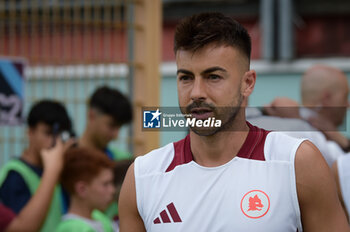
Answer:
[{"left": 153, "top": 202, "right": 182, "bottom": 224}]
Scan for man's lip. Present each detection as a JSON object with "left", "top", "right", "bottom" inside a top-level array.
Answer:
[
  {"left": 190, "top": 108, "right": 212, "bottom": 114},
  {"left": 190, "top": 108, "right": 214, "bottom": 119}
]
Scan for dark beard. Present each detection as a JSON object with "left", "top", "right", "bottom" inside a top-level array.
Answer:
[
  {"left": 218, "top": 94, "right": 243, "bottom": 132},
  {"left": 182, "top": 95, "right": 244, "bottom": 136}
]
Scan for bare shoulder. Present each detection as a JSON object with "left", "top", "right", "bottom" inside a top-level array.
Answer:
[
  {"left": 295, "top": 140, "right": 329, "bottom": 178},
  {"left": 295, "top": 140, "right": 336, "bottom": 204},
  {"left": 118, "top": 162, "right": 146, "bottom": 232},
  {"left": 295, "top": 140, "right": 350, "bottom": 231}
]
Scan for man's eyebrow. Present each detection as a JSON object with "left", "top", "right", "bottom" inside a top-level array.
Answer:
[
  {"left": 201, "top": 66, "right": 227, "bottom": 75},
  {"left": 177, "top": 67, "right": 227, "bottom": 75},
  {"left": 177, "top": 69, "right": 193, "bottom": 75}
]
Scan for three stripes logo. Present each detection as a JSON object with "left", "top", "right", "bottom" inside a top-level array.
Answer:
[{"left": 153, "top": 202, "right": 182, "bottom": 224}]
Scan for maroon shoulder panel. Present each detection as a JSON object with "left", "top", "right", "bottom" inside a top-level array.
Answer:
[
  {"left": 166, "top": 134, "right": 193, "bottom": 172},
  {"left": 237, "top": 122, "right": 270, "bottom": 161},
  {"left": 166, "top": 122, "right": 270, "bottom": 172}
]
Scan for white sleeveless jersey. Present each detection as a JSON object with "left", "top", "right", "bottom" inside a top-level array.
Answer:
[
  {"left": 337, "top": 155, "right": 350, "bottom": 220},
  {"left": 134, "top": 123, "right": 304, "bottom": 232}
]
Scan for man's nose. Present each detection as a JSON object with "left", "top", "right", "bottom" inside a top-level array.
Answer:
[{"left": 190, "top": 78, "right": 207, "bottom": 101}]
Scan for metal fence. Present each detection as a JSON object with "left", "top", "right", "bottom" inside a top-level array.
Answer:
[{"left": 0, "top": 0, "right": 134, "bottom": 167}]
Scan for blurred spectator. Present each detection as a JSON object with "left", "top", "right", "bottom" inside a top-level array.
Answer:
[
  {"left": 265, "top": 65, "right": 349, "bottom": 148},
  {"left": 1, "top": 139, "right": 74, "bottom": 232},
  {"left": 79, "top": 86, "right": 133, "bottom": 161},
  {"left": 56, "top": 147, "right": 117, "bottom": 232},
  {"left": 78, "top": 86, "right": 133, "bottom": 220},
  {"left": 247, "top": 105, "right": 346, "bottom": 167},
  {"left": 0, "top": 100, "right": 74, "bottom": 231},
  {"left": 301, "top": 65, "right": 349, "bottom": 129},
  {"left": 260, "top": 64, "right": 350, "bottom": 164}
]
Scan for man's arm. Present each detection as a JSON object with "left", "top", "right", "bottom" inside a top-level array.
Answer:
[
  {"left": 296, "top": 140, "right": 350, "bottom": 231},
  {"left": 306, "top": 115, "right": 350, "bottom": 151},
  {"left": 118, "top": 163, "right": 146, "bottom": 232},
  {"left": 263, "top": 97, "right": 301, "bottom": 118}
]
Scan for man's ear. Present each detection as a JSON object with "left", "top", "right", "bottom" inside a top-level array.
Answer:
[
  {"left": 241, "top": 70, "right": 256, "bottom": 97},
  {"left": 321, "top": 91, "right": 332, "bottom": 106},
  {"left": 75, "top": 181, "right": 88, "bottom": 198},
  {"left": 27, "top": 126, "right": 37, "bottom": 140}
]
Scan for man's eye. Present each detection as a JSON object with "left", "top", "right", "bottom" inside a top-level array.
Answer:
[
  {"left": 208, "top": 74, "right": 221, "bottom": 80},
  {"left": 178, "top": 75, "right": 192, "bottom": 81}
]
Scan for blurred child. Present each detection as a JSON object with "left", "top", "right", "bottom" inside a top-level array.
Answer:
[
  {"left": 79, "top": 86, "right": 133, "bottom": 222},
  {"left": 56, "top": 147, "right": 117, "bottom": 232},
  {"left": 1, "top": 138, "right": 74, "bottom": 232},
  {"left": 79, "top": 86, "right": 133, "bottom": 161},
  {"left": 0, "top": 100, "right": 74, "bottom": 231}
]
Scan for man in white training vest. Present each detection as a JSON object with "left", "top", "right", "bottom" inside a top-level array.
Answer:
[{"left": 119, "top": 12, "right": 350, "bottom": 232}]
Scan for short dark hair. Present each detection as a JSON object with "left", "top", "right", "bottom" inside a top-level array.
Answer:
[
  {"left": 27, "top": 100, "right": 72, "bottom": 132},
  {"left": 89, "top": 86, "right": 132, "bottom": 125},
  {"left": 174, "top": 12, "right": 251, "bottom": 61}
]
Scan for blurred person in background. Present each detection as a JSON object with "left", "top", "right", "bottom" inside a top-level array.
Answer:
[
  {"left": 79, "top": 86, "right": 133, "bottom": 161},
  {"left": 0, "top": 100, "right": 75, "bottom": 231},
  {"left": 300, "top": 65, "right": 349, "bottom": 135},
  {"left": 247, "top": 98, "right": 346, "bottom": 167},
  {"left": 0, "top": 138, "right": 74, "bottom": 232},
  {"left": 263, "top": 65, "right": 350, "bottom": 163},
  {"left": 56, "top": 147, "right": 117, "bottom": 232},
  {"left": 79, "top": 86, "right": 133, "bottom": 220}
]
